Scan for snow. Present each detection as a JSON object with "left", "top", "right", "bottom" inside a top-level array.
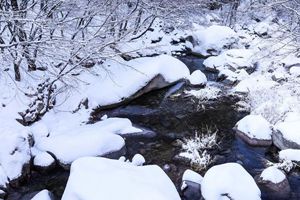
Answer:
[
  {"left": 31, "top": 189, "right": 52, "bottom": 200},
  {"left": 201, "top": 163, "right": 261, "bottom": 200},
  {"left": 182, "top": 169, "right": 203, "bottom": 184},
  {"left": 56, "top": 55, "right": 190, "bottom": 110},
  {"left": 33, "top": 152, "right": 55, "bottom": 168},
  {"left": 260, "top": 166, "right": 286, "bottom": 184},
  {"left": 131, "top": 154, "right": 146, "bottom": 166},
  {"left": 192, "top": 25, "right": 238, "bottom": 56},
  {"left": 188, "top": 70, "right": 207, "bottom": 86},
  {"left": 62, "top": 157, "right": 180, "bottom": 200},
  {"left": 235, "top": 115, "right": 272, "bottom": 140},
  {"left": 275, "top": 118, "right": 300, "bottom": 146},
  {"left": 0, "top": 166, "right": 8, "bottom": 188},
  {"left": 184, "top": 83, "right": 221, "bottom": 100},
  {"left": 279, "top": 149, "right": 300, "bottom": 162}
]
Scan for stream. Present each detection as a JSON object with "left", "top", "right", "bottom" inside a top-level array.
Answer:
[{"left": 5, "top": 56, "right": 300, "bottom": 200}]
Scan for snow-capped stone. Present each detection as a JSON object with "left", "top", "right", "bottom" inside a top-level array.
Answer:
[
  {"left": 62, "top": 157, "right": 180, "bottom": 200},
  {"left": 182, "top": 169, "right": 203, "bottom": 184},
  {"left": 260, "top": 166, "right": 286, "bottom": 184},
  {"left": 31, "top": 189, "right": 53, "bottom": 200},
  {"left": 273, "top": 112, "right": 300, "bottom": 149},
  {"left": 191, "top": 25, "right": 238, "bottom": 56},
  {"left": 254, "top": 22, "right": 273, "bottom": 37},
  {"left": 0, "top": 167, "right": 8, "bottom": 188},
  {"left": 201, "top": 163, "right": 261, "bottom": 200},
  {"left": 56, "top": 55, "right": 190, "bottom": 111},
  {"left": 203, "top": 49, "right": 256, "bottom": 74},
  {"left": 33, "top": 152, "right": 55, "bottom": 169},
  {"left": 235, "top": 114, "right": 272, "bottom": 146},
  {"left": 233, "top": 76, "right": 277, "bottom": 94},
  {"left": 188, "top": 70, "right": 207, "bottom": 86},
  {"left": 290, "top": 67, "right": 300, "bottom": 77},
  {"left": 131, "top": 154, "right": 145, "bottom": 166},
  {"left": 0, "top": 128, "right": 31, "bottom": 186},
  {"left": 279, "top": 149, "right": 300, "bottom": 162},
  {"left": 258, "top": 166, "right": 290, "bottom": 198}
]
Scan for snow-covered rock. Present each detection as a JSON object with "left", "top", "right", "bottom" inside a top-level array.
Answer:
[
  {"left": 56, "top": 55, "right": 190, "bottom": 111},
  {"left": 258, "top": 166, "right": 290, "bottom": 198},
  {"left": 279, "top": 149, "right": 300, "bottom": 163},
  {"left": 235, "top": 114, "right": 272, "bottom": 146},
  {"left": 131, "top": 154, "right": 145, "bottom": 166},
  {"left": 201, "top": 163, "right": 261, "bottom": 200},
  {"left": 31, "top": 189, "right": 53, "bottom": 200},
  {"left": 203, "top": 49, "right": 256, "bottom": 73},
  {"left": 182, "top": 169, "right": 203, "bottom": 184},
  {"left": 290, "top": 67, "right": 300, "bottom": 77},
  {"left": 33, "top": 152, "right": 56, "bottom": 170},
  {"left": 254, "top": 22, "right": 274, "bottom": 37},
  {"left": 260, "top": 166, "right": 286, "bottom": 184},
  {"left": 0, "top": 127, "right": 31, "bottom": 187},
  {"left": 191, "top": 25, "right": 238, "bottom": 56},
  {"left": 273, "top": 112, "right": 300, "bottom": 149},
  {"left": 0, "top": 167, "right": 8, "bottom": 188},
  {"left": 62, "top": 157, "right": 180, "bottom": 200},
  {"left": 188, "top": 70, "right": 207, "bottom": 86}
]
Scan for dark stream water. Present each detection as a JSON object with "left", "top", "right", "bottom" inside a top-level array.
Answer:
[{"left": 5, "top": 56, "right": 300, "bottom": 200}]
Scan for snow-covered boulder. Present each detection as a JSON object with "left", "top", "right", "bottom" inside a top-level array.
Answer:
[
  {"left": 191, "top": 25, "right": 238, "bottom": 56},
  {"left": 201, "top": 163, "right": 261, "bottom": 200},
  {"left": 290, "top": 66, "right": 300, "bottom": 77},
  {"left": 188, "top": 70, "right": 207, "bottom": 86},
  {"left": 273, "top": 112, "right": 300, "bottom": 150},
  {"left": 62, "top": 157, "right": 180, "bottom": 200},
  {"left": 257, "top": 166, "right": 290, "bottom": 198},
  {"left": 181, "top": 169, "right": 203, "bottom": 200},
  {"left": 131, "top": 154, "right": 145, "bottom": 166},
  {"left": 56, "top": 55, "right": 190, "bottom": 111},
  {"left": 31, "top": 189, "right": 53, "bottom": 200},
  {"left": 279, "top": 149, "right": 300, "bottom": 163},
  {"left": 0, "top": 127, "right": 31, "bottom": 188},
  {"left": 33, "top": 152, "right": 56, "bottom": 171},
  {"left": 281, "top": 54, "right": 300, "bottom": 68},
  {"left": 254, "top": 22, "right": 274, "bottom": 37},
  {"left": 235, "top": 115, "right": 272, "bottom": 146}
]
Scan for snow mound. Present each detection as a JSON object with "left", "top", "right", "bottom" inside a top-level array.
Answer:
[
  {"left": 182, "top": 169, "right": 203, "bottom": 184},
  {"left": 201, "top": 163, "right": 261, "bottom": 200},
  {"left": 275, "top": 117, "right": 300, "bottom": 148},
  {"left": 260, "top": 166, "right": 286, "bottom": 184},
  {"left": 188, "top": 70, "right": 207, "bottom": 86},
  {"left": 290, "top": 67, "right": 300, "bottom": 77},
  {"left": 62, "top": 157, "right": 180, "bottom": 200},
  {"left": 57, "top": 55, "right": 190, "bottom": 110},
  {"left": 131, "top": 154, "right": 145, "bottom": 166},
  {"left": 31, "top": 189, "right": 52, "bottom": 200},
  {"left": 192, "top": 25, "right": 238, "bottom": 56},
  {"left": 279, "top": 149, "right": 300, "bottom": 162},
  {"left": 235, "top": 115, "right": 272, "bottom": 140}
]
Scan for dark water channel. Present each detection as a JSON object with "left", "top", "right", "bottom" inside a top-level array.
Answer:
[{"left": 5, "top": 56, "right": 300, "bottom": 200}]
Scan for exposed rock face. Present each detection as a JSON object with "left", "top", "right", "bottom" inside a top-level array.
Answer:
[
  {"left": 273, "top": 130, "right": 300, "bottom": 150},
  {"left": 235, "top": 129, "right": 272, "bottom": 146}
]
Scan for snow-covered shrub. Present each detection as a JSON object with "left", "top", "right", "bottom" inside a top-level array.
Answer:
[{"left": 179, "top": 126, "right": 218, "bottom": 170}]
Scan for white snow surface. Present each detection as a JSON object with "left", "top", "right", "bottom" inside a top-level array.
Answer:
[
  {"left": 188, "top": 70, "right": 207, "bottom": 85},
  {"left": 279, "top": 149, "right": 300, "bottom": 162},
  {"left": 260, "top": 166, "right": 286, "bottom": 184},
  {"left": 31, "top": 189, "right": 52, "bottom": 200},
  {"left": 192, "top": 25, "right": 238, "bottom": 56},
  {"left": 201, "top": 163, "right": 261, "bottom": 200},
  {"left": 182, "top": 169, "right": 203, "bottom": 184},
  {"left": 62, "top": 157, "right": 180, "bottom": 200},
  {"left": 235, "top": 115, "right": 272, "bottom": 140},
  {"left": 131, "top": 154, "right": 146, "bottom": 166}
]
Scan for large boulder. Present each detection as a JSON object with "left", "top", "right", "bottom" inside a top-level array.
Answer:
[
  {"left": 62, "top": 157, "right": 180, "bottom": 200},
  {"left": 201, "top": 163, "right": 261, "bottom": 200},
  {"left": 234, "top": 114, "right": 272, "bottom": 146},
  {"left": 279, "top": 149, "right": 300, "bottom": 164}
]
